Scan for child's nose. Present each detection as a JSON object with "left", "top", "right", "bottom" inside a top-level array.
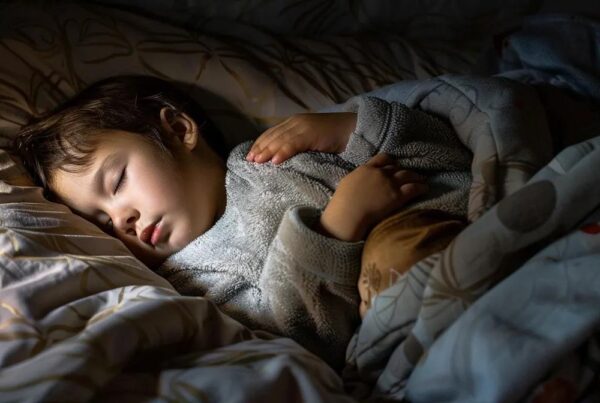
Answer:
[{"left": 114, "top": 209, "right": 139, "bottom": 233}]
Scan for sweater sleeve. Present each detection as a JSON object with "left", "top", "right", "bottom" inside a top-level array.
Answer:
[
  {"left": 259, "top": 204, "right": 363, "bottom": 369},
  {"left": 338, "top": 95, "right": 410, "bottom": 166}
]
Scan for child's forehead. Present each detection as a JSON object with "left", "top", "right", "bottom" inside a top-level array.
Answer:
[
  {"left": 58, "top": 130, "right": 143, "bottom": 171},
  {"left": 50, "top": 131, "right": 138, "bottom": 186},
  {"left": 93, "top": 129, "right": 159, "bottom": 149},
  {"left": 88, "top": 129, "right": 171, "bottom": 163}
]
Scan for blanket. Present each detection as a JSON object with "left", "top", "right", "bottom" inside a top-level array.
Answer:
[
  {"left": 1, "top": 11, "right": 599, "bottom": 402},
  {"left": 350, "top": 130, "right": 600, "bottom": 403},
  {"left": 341, "top": 73, "right": 552, "bottom": 397},
  {"left": 341, "top": 14, "right": 600, "bottom": 402}
]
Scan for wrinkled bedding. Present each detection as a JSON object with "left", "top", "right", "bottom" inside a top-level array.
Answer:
[
  {"left": 344, "top": 79, "right": 600, "bottom": 401},
  {"left": 342, "top": 14, "right": 600, "bottom": 402},
  {"left": 0, "top": 1, "right": 484, "bottom": 149},
  {"left": 1, "top": 8, "right": 600, "bottom": 403},
  {"left": 0, "top": 155, "right": 353, "bottom": 402}
]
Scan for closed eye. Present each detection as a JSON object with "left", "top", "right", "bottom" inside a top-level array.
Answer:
[
  {"left": 114, "top": 167, "right": 127, "bottom": 194},
  {"left": 106, "top": 218, "right": 114, "bottom": 233}
]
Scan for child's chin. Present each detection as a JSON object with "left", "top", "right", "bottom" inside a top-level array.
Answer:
[{"left": 171, "top": 229, "right": 203, "bottom": 251}]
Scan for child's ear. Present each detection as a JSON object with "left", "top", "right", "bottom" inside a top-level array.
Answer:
[{"left": 159, "top": 107, "right": 198, "bottom": 150}]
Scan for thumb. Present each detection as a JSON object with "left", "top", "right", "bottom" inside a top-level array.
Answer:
[
  {"left": 365, "top": 153, "right": 393, "bottom": 167},
  {"left": 399, "top": 182, "right": 428, "bottom": 201}
]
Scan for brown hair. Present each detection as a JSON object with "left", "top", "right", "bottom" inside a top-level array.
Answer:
[{"left": 12, "top": 75, "right": 225, "bottom": 192}]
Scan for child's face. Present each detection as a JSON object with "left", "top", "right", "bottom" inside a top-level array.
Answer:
[{"left": 51, "top": 126, "right": 226, "bottom": 268}]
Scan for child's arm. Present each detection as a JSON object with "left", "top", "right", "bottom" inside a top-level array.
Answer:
[
  {"left": 256, "top": 155, "right": 426, "bottom": 368},
  {"left": 247, "top": 96, "right": 459, "bottom": 171},
  {"left": 247, "top": 107, "right": 428, "bottom": 241},
  {"left": 315, "top": 153, "right": 427, "bottom": 242}
]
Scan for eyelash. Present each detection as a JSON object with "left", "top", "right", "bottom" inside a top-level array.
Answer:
[
  {"left": 114, "top": 167, "right": 127, "bottom": 194},
  {"left": 106, "top": 167, "right": 127, "bottom": 231}
]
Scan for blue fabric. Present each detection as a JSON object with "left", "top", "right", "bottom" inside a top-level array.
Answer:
[
  {"left": 341, "top": 14, "right": 600, "bottom": 402},
  {"left": 493, "top": 14, "right": 600, "bottom": 101},
  {"left": 406, "top": 136, "right": 600, "bottom": 402}
]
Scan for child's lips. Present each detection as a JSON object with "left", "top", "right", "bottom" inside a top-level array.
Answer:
[
  {"left": 140, "top": 221, "right": 161, "bottom": 246},
  {"left": 150, "top": 223, "right": 162, "bottom": 246}
]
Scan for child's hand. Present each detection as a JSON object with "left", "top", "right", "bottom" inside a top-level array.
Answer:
[
  {"left": 315, "top": 154, "right": 428, "bottom": 242},
  {"left": 246, "top": 112, "right": 356, "bottom": 164}
]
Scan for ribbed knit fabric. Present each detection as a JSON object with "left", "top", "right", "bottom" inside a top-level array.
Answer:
[{"left": 157, "top": 95, "right": 472, "bottom": 368}]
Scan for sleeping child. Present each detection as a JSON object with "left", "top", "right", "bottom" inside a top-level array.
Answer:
[{"left": 13, "top": 75, "right": 471, "bottom": 369}]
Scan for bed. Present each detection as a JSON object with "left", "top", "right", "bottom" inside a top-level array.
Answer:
[{"left": 1, "top": 1, "right": 599, "bottom": 402}]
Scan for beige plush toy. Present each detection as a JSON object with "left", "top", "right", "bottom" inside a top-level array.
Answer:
[{"left": 359, "top": 208, "right": 466, "bottom": 318}]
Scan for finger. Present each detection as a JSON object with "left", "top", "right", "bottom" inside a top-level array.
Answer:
[
  {"left": 379, "top": 163, "right": 410, "bottom": 174},
  {"left": 247, "top": 128, "right": 282, "bottom": 160},
  {"left": 365, "top": 153, "right": 393, "bottom": 167},
  {"left": 254, "top": 148, "right": 277, "bottom": 163},
  {"left": 249, "top": 133, "right": 283, "bottom": 162},
  {"left": 399, "top": 182, "right": 429, "bottom": 199},
  {"left": 255, "top": 117, "right": 306, "bottom": 158},
  {"left": 255, "top": 135, "right": 302, "bottom": 163},
  {"left": 247, "top": 118, "right": 293, "bottom": 160},
  {"left": 393, "top": 170, "right": 427, "bottom": 183},
  {"left": 254, "top": 141, "right": 288, "bottom": 163},
  {"left": 271, "top": 143, "right": 297, "bottom": 164}
]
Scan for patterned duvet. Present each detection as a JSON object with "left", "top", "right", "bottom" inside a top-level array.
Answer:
[{"left": 1, "top": 2, "right": 600, "bottom": 402}]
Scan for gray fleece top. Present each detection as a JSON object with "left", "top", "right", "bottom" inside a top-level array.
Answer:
[{"left": 157, "top": 96, "right": 472, "bottom": 368}]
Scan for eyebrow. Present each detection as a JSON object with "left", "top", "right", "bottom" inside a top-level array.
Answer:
[{"left": 93, "top": 153, "right": 124, "bottom": 195}]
